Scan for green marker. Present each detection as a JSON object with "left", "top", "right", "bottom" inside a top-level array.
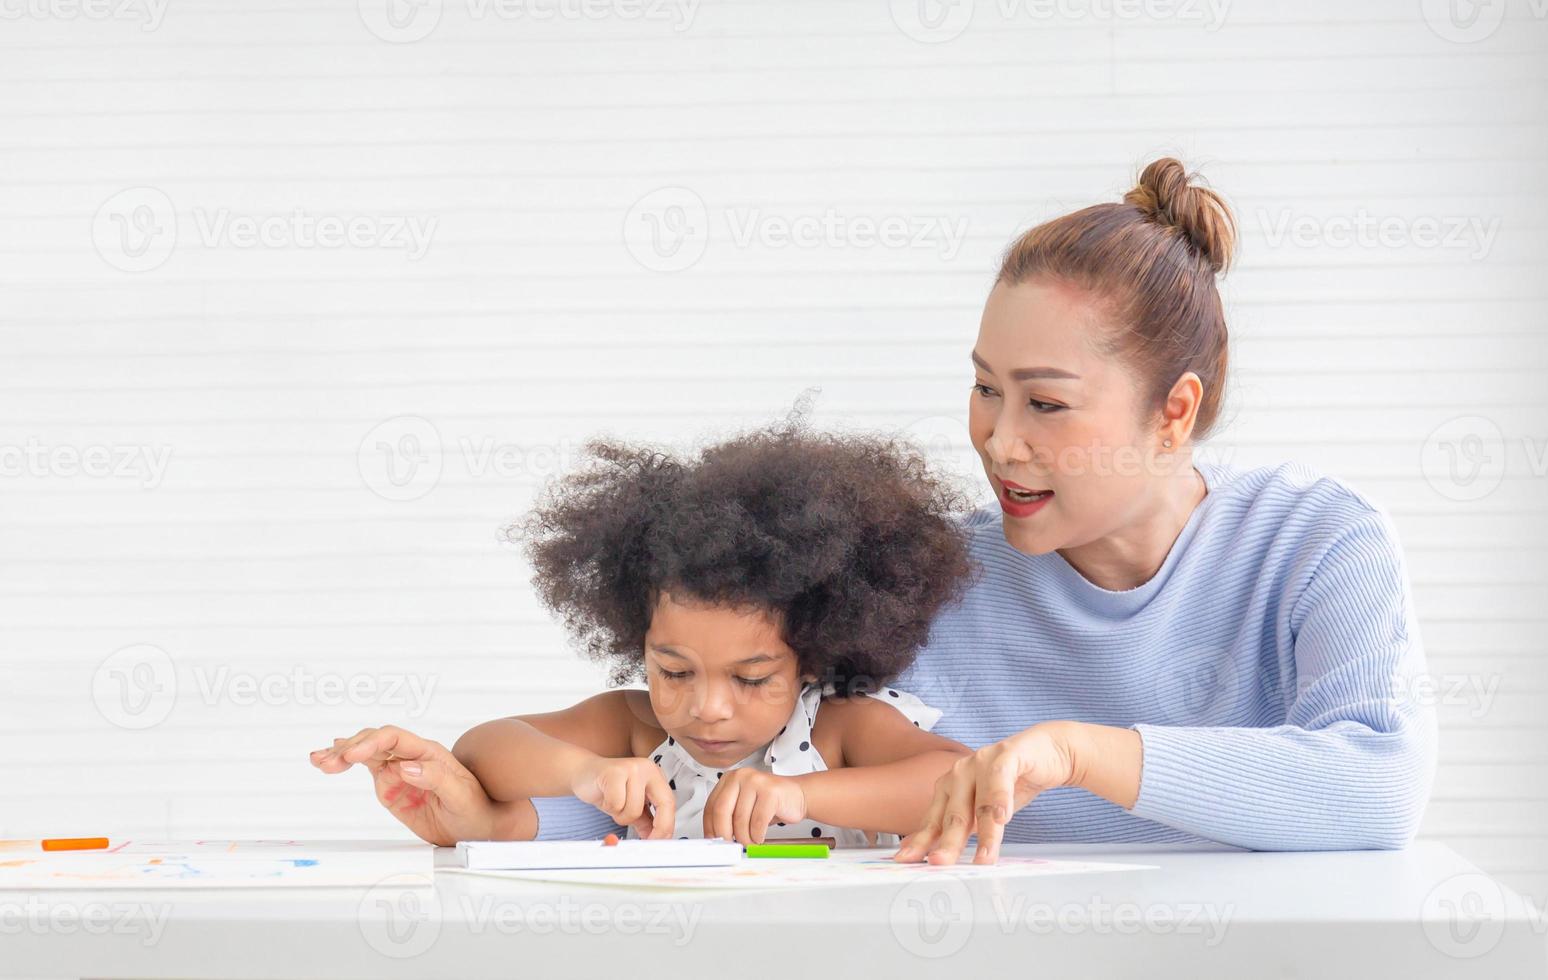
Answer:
[{"left": 744, "top": 843, "right": 830, "bottom": 859}]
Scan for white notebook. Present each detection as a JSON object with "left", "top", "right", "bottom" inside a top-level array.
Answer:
[{"left": 457, "top": 838, "right": 745, "bottom": 871}]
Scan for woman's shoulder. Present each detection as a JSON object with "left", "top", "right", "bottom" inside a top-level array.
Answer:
[
  {"left": 1203, "top": 455, "right": 1378, "bottom": 509},
  {"left": 1198, "top": 456, "right": 1404, "bottom": 560},
  {"left": 1183, "top": 459, "right": 1414, "bottom": 632}
]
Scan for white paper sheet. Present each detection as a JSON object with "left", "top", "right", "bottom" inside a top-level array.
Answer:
[{"left": 0, "top": 839, "right": 433, "bottom": 890}]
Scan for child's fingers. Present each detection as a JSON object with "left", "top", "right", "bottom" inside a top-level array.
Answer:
[
  {"left": 732, "top": 785, "right": 759, "bottom": 845},
  {"left": 597, "top": 770, "right": 626, "bottom": 820},
  {"left": 748, "top": 795, "right": 779, "bottom": 845},
  {"left": 619, "top": 772, "right": 647, "bottom": 830},
  {"left": 641, "top": 769, "right": 676, "bottom": 840},
  {"left": 699, "top": 780, "right": 724, "bottom": 839},
  {"left": 628, "top": 817, "right": 655, "bottom": 839},
  {"left": 702, "top": 782, "right": 738, "bottom": 841}
]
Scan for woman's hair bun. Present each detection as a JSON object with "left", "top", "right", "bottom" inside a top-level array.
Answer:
[{"left": 1122, "top": 157, "right": 1237, "bottom": 274}]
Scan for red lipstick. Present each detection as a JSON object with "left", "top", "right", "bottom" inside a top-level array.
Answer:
[{"left": 994, "top": 476, "right": 1054, "bottom": 519}]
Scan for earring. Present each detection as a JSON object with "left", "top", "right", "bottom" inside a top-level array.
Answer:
[{"left": 1163, "top": 439, "right": 1173, "bottom": 449}]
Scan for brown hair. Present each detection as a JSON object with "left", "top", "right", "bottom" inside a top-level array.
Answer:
[
  {"left": 514, "top": 416, "right": 976, "bottom": 688},
  {"left": 996, "top": 157, "right": 1236, "bottom": 441}
]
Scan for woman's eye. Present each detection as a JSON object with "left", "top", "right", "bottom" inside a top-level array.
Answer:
[
  {"left": 972, "top": 383, "right": 998, "bottom": 398},
  {"left": 736, "top": 676, "right": 773, "bottom": 688},
  {"left": 1029, "top": 398, "right": 1065, "bottom": 414},
  {"left": 657, "top": 668, "right": 691, "bottom": 681}
]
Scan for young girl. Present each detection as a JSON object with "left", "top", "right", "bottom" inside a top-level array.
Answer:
[{"left": 312, "top": 420, "right": 977, "bottom": 846}]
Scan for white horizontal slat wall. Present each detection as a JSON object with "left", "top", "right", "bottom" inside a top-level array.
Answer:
[{"left": 2, "top": 0, "right": 1545, "bottom": 904}]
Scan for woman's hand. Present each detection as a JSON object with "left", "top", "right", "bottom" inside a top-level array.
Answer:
[
  {"left": 569, "top": 756, "right": 679, "bottom": 839},
  {"left": 892, "top": 722, "right": 1079, "bottom": 865},
  {"left": 702, "top": 769, "right": 806, "bottom": 843},
  {"left": 310, "top": 725, "right": 502, "bottom": 847}
]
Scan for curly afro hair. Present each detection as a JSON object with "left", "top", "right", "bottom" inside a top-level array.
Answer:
[{"left": 513, "top": 417, "right": 978, "bottom": 690}]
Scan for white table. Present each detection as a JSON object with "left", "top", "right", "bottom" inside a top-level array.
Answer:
[{"left": 1, "top": 842, "right": 1542, "bottom": 979}]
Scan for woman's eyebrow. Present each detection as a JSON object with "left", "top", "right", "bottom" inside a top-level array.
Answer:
[{"left": 971, "top": 350, "right": 1081, "bottom": 381}]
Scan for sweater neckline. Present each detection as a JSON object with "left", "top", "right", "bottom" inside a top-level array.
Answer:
[{"left": 1041, "top": 459, "right": 1221, "bottom": 618}]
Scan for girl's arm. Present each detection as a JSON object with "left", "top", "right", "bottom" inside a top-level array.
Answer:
[
  {"left": 793, "top": 697, "right": 973, "bottom": 835},
  {"left": 452, "top": 690, "right": 680, "bottom": 838},
  {"left": 452, "top": 690, "right": 646, "bottom": 801}
]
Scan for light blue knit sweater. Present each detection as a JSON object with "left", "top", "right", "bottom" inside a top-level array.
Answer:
[{"left": 530, "top": 460, "right": 1438, "bottom": 850}]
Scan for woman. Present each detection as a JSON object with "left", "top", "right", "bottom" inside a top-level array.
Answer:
[
  {"left": 318, "top": 157, "right": 1437, "bottom": 861},
  {"left": 888, "top": 157, "right": 1435, "bottom": 864}
]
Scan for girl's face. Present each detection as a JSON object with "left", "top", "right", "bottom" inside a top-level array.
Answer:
[
  {"left": 643, "top": 591, "right": 813, "bottom": 769},
  {"left": 969, "top": 278, "right": 1176, "bottom": 557}
]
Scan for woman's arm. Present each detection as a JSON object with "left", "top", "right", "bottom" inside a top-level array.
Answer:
[
  {"left": 527, "top": 796, "right": 628, "bottom": 841},
  {"left": 792, "top": 697, "right": 973, "bottom": 835},
  {"left": 900, "top": 508, "right": 1437, "bottom": 862},
  {"left": 1123, "top": 510, "right": 1437, "bottom": 850},
  {"left": 311, "top": 724, "right": 535, "bottom": 845}
]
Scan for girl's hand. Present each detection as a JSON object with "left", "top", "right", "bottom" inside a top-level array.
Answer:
[
  {"left": 892, "top": 722, "right": 1078, "bottom": 866},
  {"left": 310, "top": 725, "right": 499, "bottom": 847},
  {"left": 702, "top": 769, "right": 806, "bottom": 844},
  {"left": 569, "top": 756, "right": 678, "bottom": 839}
]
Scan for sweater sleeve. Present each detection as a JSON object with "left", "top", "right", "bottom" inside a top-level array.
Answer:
[
  {"left": 529, "top": 795, "right": 625, "bottom": 841},
  {"left": 1128, "top": 507, "right": 1438, "bottom": 850}
]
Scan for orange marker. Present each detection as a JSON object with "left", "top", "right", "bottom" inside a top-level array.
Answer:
[
  {"left": 601, "top": 833, "right": 620, "bottom": 846},
  {"left": 42, "top": 837, "right": 110, "bottom": 852}
]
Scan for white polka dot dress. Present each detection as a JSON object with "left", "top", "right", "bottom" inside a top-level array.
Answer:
[{"left": 627, "top": 681, "right": 943, "bottom": 847}]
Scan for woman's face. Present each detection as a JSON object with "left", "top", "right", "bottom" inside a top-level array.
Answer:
[
  {"left": 968, "top": 278, "right": 1173, "bottom": 557},
  {"left": 643, "top": 591, "right": 812, "bottom": 769}
]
